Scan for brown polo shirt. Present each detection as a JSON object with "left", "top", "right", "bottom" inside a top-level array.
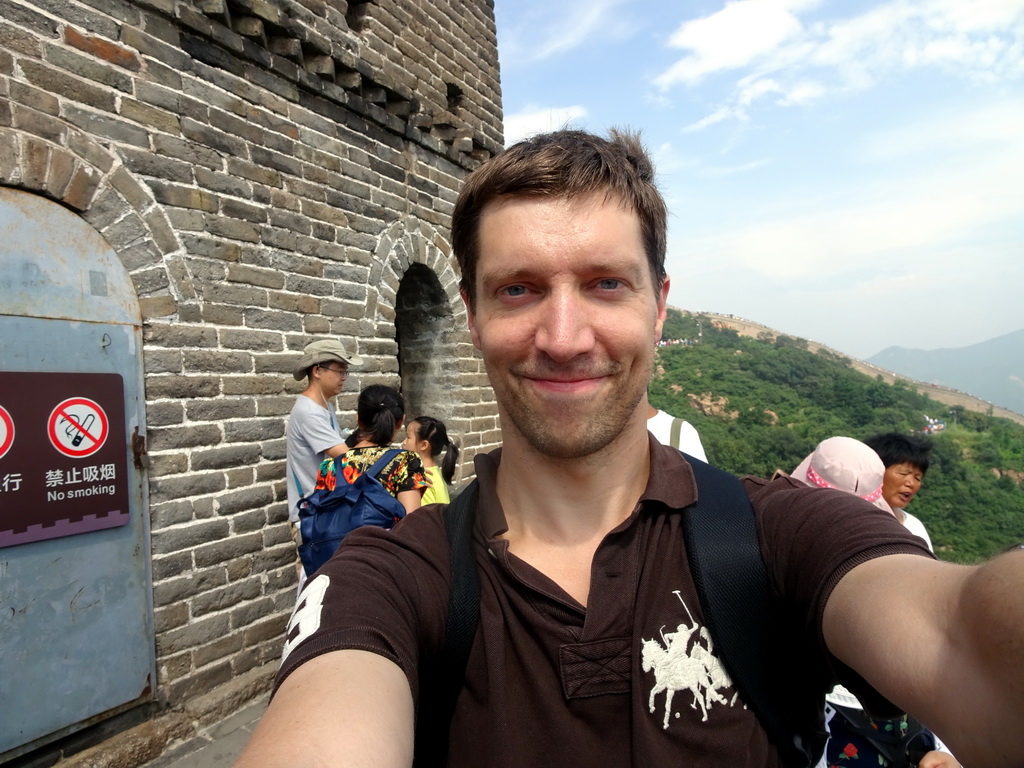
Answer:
[{"left": 278, "top": 440, "right": 930, "bottom": 767}]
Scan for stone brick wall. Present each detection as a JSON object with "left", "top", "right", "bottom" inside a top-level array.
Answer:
[{"left": 0, "top": 0, "right": 502, "bottom": 761}]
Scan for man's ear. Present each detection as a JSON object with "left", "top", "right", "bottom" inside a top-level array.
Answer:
[
  {"left": 653, "top": 275, "right": 671, "bottom": 342},
  {"left": 461, "top": 287, "right": 482, "bottom": 350}
]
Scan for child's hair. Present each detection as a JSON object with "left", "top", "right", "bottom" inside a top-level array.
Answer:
[
  {"left": 410, "top": 415, "right": 460, "bottom": 485},
  {"left": 354, "top": 384, "right": 405, "bottom": 446}
]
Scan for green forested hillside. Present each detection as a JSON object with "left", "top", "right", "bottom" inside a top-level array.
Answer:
[{"left": 650, "top": 310, "right": 1024, "bottom": 564}]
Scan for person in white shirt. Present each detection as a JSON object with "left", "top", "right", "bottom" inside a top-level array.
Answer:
[
  {"left": 285, "top": 339, "right": 362, "bottom": 586},
  {"left": 646, "top": 404, "right": 707, "bottom": 462},
  {"left": 864, "top": 432, "right": 934, "bottom": 551}
]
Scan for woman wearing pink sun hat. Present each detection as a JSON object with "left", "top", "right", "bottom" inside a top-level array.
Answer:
[
  {"left": 791, "top": 436, "right": 894, "bottom": 514},
  {"left": 792, "top": 436, "right": 957, "bottom": 768}
]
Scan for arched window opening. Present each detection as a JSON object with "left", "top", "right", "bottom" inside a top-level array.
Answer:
[{"left": 395, "top": 263, "right": 458, "bottom": 421}]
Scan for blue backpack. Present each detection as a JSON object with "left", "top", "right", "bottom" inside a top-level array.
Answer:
[{"left": 297, "top": 448, "right": 407, "bottom": 575}]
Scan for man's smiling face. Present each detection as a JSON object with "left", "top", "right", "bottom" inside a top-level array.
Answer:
[{"left": 465, "top": 193, "right": 668, "bottom": 460}]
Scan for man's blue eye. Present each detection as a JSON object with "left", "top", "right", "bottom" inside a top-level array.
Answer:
[
  {"left": 504, "top": 285, "right": 527, "bottom": 297},
  {"left": 598, "top": 279, "right": 622, "bottom": 290}
]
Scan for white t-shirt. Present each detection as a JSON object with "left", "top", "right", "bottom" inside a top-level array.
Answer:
[
  {"left": 900, "top": 510, "right": 934, "bottom": 552},
  {"left": 285, "top": 395, "right": 344, "bottom": 523},
  {"left": 646, "top": 409, "right": 708, "bottom": 462}
]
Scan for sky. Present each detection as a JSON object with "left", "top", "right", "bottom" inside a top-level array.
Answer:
[{"left": 492, "top": 0, "right": 1024, "bottom": 360}]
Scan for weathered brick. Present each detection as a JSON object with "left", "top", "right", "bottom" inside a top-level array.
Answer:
[
  {"left": 218, "top": 328, "right": 285, "bottom": 351},
  {"left": 194, "top": 165, "right": 252, "bottom": 197},
  {"left": 63, "top": 103, "right": 150, "bottom": 146},
  {"left": 192, "top": 630, "right": 245, "bottom": 668},
  {"left": 190, "top": 578, "right": 262, "bottom": 618},
  {"left": 9, "top": 81, "right": 59, "bottom": 116},
  {"left": 268, "top": 291, "right": 320, "bottom": 314},
  {"left": 144, "top": 400, "right": 184, "bottom": 427},
  {"left": 149, "top": 452, "right": 188, "bottom": 476},
  {"left": 154, "top": 601, "right": 190, "bottom": 633},
  {"left": 190, "top": 444, "right": 261, "bottom": 472},
  {"left": 242, "top": 614, "right": 288, "bottom": 647},
  {"left": 180, "top": 115, "right": 248, "bottom": 157},
  {"left": 132, "top": 265, "right": 172, "bottom": 295},
  {"left": 228, "top": 595, "right": 276, "bottom": 631},
  {"left": 225, "top": 466, "right": 256, "bottom": 489},
  {"left": 150, "top": 498, "right": 195, "bottom": 529},
  {"left": 145, "top": 375, "right": 222, "bottom": 399},
  {"left": 159, "top": 651, "right": 193, "bottom": 682},
  {"left": 148, "top": 423, "right": 223, "bottom": 451},
  {"left": 182, "top": 349, "right": 253, "bottom": 374},
  {"left": 153, "top": 566, "right": 228, "bottom": 606},
  {"left": 0, "top": 0, "right": 59, "bottom": 38},
  {"left": 153, "top": 134, "right": 222, "bottom": 169},
  {"left": 139, "top": 295, "right": 178, "bottom": 318},
  {"left": 193, "top": 530, "right": 264, "bottom": 568},
  {"left": 150, "top": 471, "right": 227, "bottom": 501},
  {"left": 201, "top": 303, "right": 245, "bottom": 325},
  {"left": 243, "top": 307, "right": 303, "bottom": 332},
  {"left": 121, "top": 22, "right": 192, "bottom": 70},
  {"left": 222, "top": 417, "right": 284, "bottom": 443},
  {"left": 122, "top": 145, "right": 194, "bottom": 182},
  {"left": 120, "top": 97, "right": 181, "bottom": 133},
  {"left": 230, "top": 507, "right": 271, "bottom": 534},
  {"left": 186, "top": 397, "right": 257, "bottom": 422},
  {"left": 164, "top": 660, "right": 233, "bottom": 701},
  {"left": 220, "top": 197, "right": 267, "bottom": 223},
  {"left": 64, "top": 25, "right": 142, "bottom": 71},
  {"left": 205, "top": 214, "right": 261, "bottom": 243},
  {"left": 151, "top": 518, "right": 230, "bottom": 557}
]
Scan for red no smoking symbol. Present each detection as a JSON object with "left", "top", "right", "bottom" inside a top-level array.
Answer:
[
  {"left": 0, "top": 405, "right": 13, "bottom": 460},
  {"left": 48, "top": 397, "right": 109, "bottom": 458}
]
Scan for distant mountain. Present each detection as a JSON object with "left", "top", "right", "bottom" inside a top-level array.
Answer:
[{"left": 867, "top": 329, "right": 1024, "bottom": 416}]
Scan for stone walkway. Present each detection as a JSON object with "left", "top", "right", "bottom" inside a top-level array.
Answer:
[{"left": 144, "top": 694, "right": 268, "bottom": 768}]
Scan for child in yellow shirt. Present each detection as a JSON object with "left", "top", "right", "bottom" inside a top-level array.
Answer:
[{"left": 402, "top": 415, "right": 460, "bottom": 505}]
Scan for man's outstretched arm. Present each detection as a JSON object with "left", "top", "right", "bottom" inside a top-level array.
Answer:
[
  {"left": 233, "top": 649, "right": 414, "bottom": 768},
  {"left": 824, "top": 549, "right": 1024, "bottom": 767}
]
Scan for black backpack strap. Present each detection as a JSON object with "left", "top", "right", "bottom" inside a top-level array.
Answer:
[
  {"left": 413, "top": 480, "right": 480, "bottom": 767},
  {"left": 683, "top": 458, "right": 819, "bottom": 768}
]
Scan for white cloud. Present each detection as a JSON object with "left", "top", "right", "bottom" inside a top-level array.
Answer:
[
  {"left": 858, "top": 100, "right": 1024, "bottom": 162},
  {"left": 655, "top": 0, "right": 814, "bottom": 88},
  {"left": 497, "top": 0, "right": 629, "bottom": 65},
  {"left": 679, "top": 142, "right": 1023, "bottom": 281},
  {"left": 684, "top": 105, "right": 738, "bottom": 132},
  {"left": 664, "top": 0, "right": 1024, "bottom": 127},
  {"left": 503, "top": 106, "right": 589, "bottom": 146}
]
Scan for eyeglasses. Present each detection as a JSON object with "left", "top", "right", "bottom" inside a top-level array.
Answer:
[{"left": 318, "top": 365, "right": 348, "bottom": 379}]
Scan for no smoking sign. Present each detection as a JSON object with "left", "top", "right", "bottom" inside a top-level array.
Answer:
[
  {"left": 0, "top": 405, "right": 13, "bottom": 460},
  {"left": 48, "top": 397, "right": 110, "bottom": 458}
]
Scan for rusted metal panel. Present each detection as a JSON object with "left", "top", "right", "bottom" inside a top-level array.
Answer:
[
  {"left": 0, "top": 188, "right": 140, "bottom": 326},
  {"left": 0, "top": 189, "right": 154, "bottom": 760}
]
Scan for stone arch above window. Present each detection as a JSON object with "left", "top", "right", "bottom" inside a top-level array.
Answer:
[
  {"left": 366, "top": 217, "right": 466, "bottom": 420},
  {"left": 0, "top": 127, "right": 195, "bottom": 320}
]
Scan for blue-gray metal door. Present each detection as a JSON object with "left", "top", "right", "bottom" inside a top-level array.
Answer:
[{"left": 0, "top": 188, "right": 155, "bottom": 759}]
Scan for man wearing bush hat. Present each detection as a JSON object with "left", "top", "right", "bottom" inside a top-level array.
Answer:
[{"left": 286, "top": 339, "right": 363, "bottom": 583}]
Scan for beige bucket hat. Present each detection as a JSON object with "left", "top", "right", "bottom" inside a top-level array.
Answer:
[{"left": 292, "top": 339, "right": 363, "bottom": 381}]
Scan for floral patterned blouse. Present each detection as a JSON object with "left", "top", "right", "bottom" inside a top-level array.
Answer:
[{"left": 315, "top": 445, "right": 427, "bottom": 500}]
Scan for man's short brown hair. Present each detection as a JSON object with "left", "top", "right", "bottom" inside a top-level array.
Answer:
[{"left": 452, "top": 129, "right": 668, "bottom": 309}]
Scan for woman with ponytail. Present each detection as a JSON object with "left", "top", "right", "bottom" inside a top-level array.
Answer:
[
  {"left": 314, "top": 384, "right": 427, "bottom": 514},
  {"left": 402, "top": 415, "right": 460, "bottom": 505}
]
